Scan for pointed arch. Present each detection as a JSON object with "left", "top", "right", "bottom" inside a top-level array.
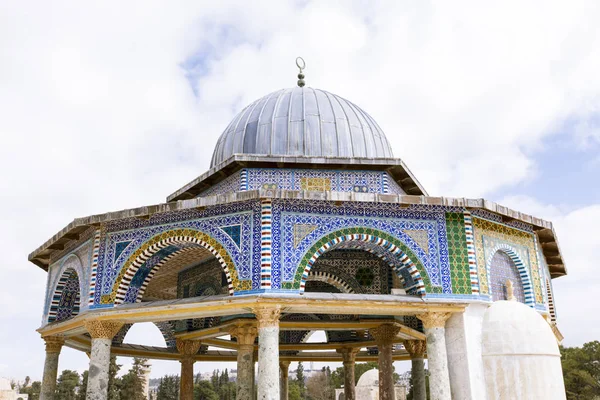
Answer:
[
  {"left": 485, "top": 243, "right": 534, "bottom": 307},
  {"left": 108, "top": 229, "right": 238, "bottom": 305},
  {"left": 48, "top": 268, "right": 81, "bottom": 323},
  {"left": 306, "top": 271, "right": 355, "bottom": 294},
  {"left": 294, "top": 228, "right": 431, "bottom": 296}
]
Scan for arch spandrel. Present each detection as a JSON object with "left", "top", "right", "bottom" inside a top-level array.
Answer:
[
  {"left": 288, "top": 227, "right": 432, "bottom": 295},
  {"left": 105, "top": 228, "right": 246, "bottom": 305}
]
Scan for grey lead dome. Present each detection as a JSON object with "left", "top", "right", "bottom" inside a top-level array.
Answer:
[{"left": 210, "top": 87, "right": 394, "bottom": 168}]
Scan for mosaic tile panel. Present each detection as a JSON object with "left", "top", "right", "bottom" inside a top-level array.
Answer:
[
  {"left": 472, "top": 217, "right": 543, "bottom": 305},
  {"left": 93, "top": 201, "right": 262, "bottom": 306},
  {"left": 489, "top": 251, "right": 526, "bottom": 303},
  {"left": 463, "top": 212, "right": 479, "bottom": 294},
  {"left": 445, "top": 213, "right": 471, "bottom": 295},
  {"left": 198, "top": 170, "right": 242, "bottom": 197},
  {"left": 48, "top": 269, "right": 81, "bottom": 323},
  {"left": 272, "top": 199, "right": 450, "bottom": 293},
  {"left": 198, "top": 168, "right": 405, "bottom": 195}
]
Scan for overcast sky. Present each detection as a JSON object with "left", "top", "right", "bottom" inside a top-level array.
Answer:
[{"left": 1, "top": 0, "right": 600, "bottom": 381}]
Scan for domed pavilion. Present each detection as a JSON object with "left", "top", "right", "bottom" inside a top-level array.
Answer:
[{"left": 30, "top": 62, "right": 568, "bottom": 400}]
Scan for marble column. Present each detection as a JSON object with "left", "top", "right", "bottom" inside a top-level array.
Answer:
[
  {"left": 417, "top": 312, "right": 452, "bottom": 400},
  {"left": 404, "top": 340, "right": 427, "bottom": 400},
  {"left": 176, "top": 339, "right": 201, "bottom": 400},
  {"left": 336, "top": 347, "right": 359, "bottom": 400},
  {"left": 230, "top": 324, "right": 258, "bottom": 400},
  {"left": 371, "top": 324, "right": 400, "bottom": 400},
  {"left": 40, "top": 336, "right": 65, "bottom": 400},
  {"left": 280, "top": 361, "right": 290, "bottom": 400},
  {"left": 445, "top": 304, "right": 487, "bottom": 400},
  {"left": 254, "top": 306, "right": 281, "bottom": 400},
  {"left": 84, "top": 320, "right": 124, "bottom": 400}
]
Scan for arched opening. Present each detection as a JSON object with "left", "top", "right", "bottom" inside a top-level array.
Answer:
[
  {"left": 112, "top": 321, "right": 177, "bottom": 349},
  {"left": 297, "top": 230, "right": 431, "bottom": 296},
  {"left": 489, "top": 250, "right": 526, "bottom": 303},
  {"left": 109, "top": 229, "right": 238, "bottom": 305},
  {"left": 48, "top": 268, "right": 81, "bottom": 323}
]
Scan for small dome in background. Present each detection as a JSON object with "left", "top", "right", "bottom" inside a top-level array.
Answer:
[
  {"left": 482, "top": 300, "right": 559, "bottom": 356},
  {"left": 357, "top": 368, "right": 380, "bottom": 387},
  {"left": 210, "top": 87, "right": 394, "bottom": 168}
]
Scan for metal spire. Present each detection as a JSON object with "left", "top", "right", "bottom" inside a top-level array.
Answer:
[{"left": 296, "top": 57, "right": 306, "bottom": 87}]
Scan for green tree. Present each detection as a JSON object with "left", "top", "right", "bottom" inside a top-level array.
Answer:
[
  {"left": 19, "top": 379, "right": 41, "bottom": 400},
  {"left": 119, "top": 358, "right": 148, "bottom": 400},
  {"left": 296, "top": 361, "right": 306, "bottom": 397},
  {"left": 108, "top": 356, "right": 122, "bottom": 400},
  {"left": 55, "top": 370, "right": 80, "bottom": 400},
  {"left": 157, "top": 375, "right": 179, "bottom": 400},
  {"left": 77, "top": 371, "right": 88, "bottom": 400},
  {"left": 561, "top": 341, "right": 600, "bottom": 399},
  {"left": 194, "top": 380, "right": 218, "bottom": 400},
  {"left": 288, "top": 381, "right": 302, "bottom": 400}
]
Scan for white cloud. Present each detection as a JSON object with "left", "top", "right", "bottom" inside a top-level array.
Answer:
[{"left": 1, "top": 0, "right": 599, "bottom": 380}]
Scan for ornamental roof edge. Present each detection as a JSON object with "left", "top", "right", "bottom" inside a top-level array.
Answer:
[
  {"left": 166, "top": 154, "right": 428, "bottom": 202},
  {"left": 28, "top": 190, "right": 566, "bottom": 278}
]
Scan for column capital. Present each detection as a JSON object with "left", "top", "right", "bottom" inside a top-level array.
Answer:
[
  {"left": 176, "top": 339, "right": 202, "bottom": 360},
  {"left": 279, "top": 360, "right": 290, "bottom": 370},
  {"left": 84, "top": 320, "right": 124, "bottom": 340},
  {"left": 253, "top": 306, "right": 281, "bottom": 329},
  {"left": 43, "top": 336, "right": 65, "bottom": 353},
  {"left": 370, "top": 324, "right": 400, "bottom": 345},
  {"left": 336, "top": 346, "right": 359, "bottom": 364},
  {"left": 403, "top": 340, "right": 426, "bottom": 359},
  {"left": 229, "top": 324, "right": 258, "bottom": 347},
  {"left": 417, "top": 312, "right": 452, "bottom": 329}
]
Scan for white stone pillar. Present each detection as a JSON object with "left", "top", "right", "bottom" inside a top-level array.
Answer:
[
  {"left": 403, "top": 340, "right": 427, "bottom": 400},
  {"left": 84, "top": 320, "right": 124, "bottom": 400},
  {"left": 371, "top": 324, "right": 400, "bottom": 400},
  {"left": 445, "top": 303, "right": 488, "bottom": 400},
  {"left": 254, "top": 306, "right": 281, "bottom": 400},
  {"left": 176, "top": 339, "right": 201, "bottom": 400},
  {"left": 417, "top": 312, "right": 452, "bottom": 400},
  {"left": 40, "top": 336, "right": 64, "bottom": 400},
  {"left": 336, "top": 347, "right": 359, "bottom": 400},
  {"left": 230, "top": 324, "right": 258, "bottom": 400},
  {"left": 280, "top": 361, "right": 290, "bottom": 400}
]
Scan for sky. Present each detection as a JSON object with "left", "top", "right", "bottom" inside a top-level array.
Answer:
[{"left": 1, "top": 0, "right": 600, "bottom": 382}]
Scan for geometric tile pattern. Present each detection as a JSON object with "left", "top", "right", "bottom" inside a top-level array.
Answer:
[
  {"left": 288, "top": 228, "right": 428, "bottom": 296},
  {"left": 274, "top": 200, "right": 448, "bottom": 292},
  {"left": 220, "top": 225, "right": 242, "bottom": 249},
  {"left": 489, "top": 251, "right": 526, "bottom": 303},
  {"left": 546, "top": 279, "right": 557, "bottom": 323},
  {"left": 293, "top": 224, "right": 318, "bottom": 248},
  {"left": 403, "top": 229, "right": 430, "bottom": 254},
  {"left": 445, "top": 212, "right": 471, "bottom": 295},
  {"left": 108, "top": 230, "right": 238, "bottom": 304},
  {"left": 93, "top": 202, "right": 260, "bottom": 306},
  {"left": 48, "top": 268, "right": 81, "bottom": 323},
  {"left": 88, "top": 230, "right": 102, "bottom": 306},
  {"left": 197, "top": 168, "right": 404, "bottom": 196},
  {"left": 472, "top": 216, "right": 543, "bottom": 305}
]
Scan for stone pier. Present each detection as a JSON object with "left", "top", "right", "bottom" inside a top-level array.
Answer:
[
  {"left": 404, "top": 340, "right": 427, "bottom": 400},
  {"left": 40, "top": 336, "right": 64, "bottom": 400},
  {"left": 371, "top": 324, "right": 401, "bottom": 400},
  {"left": 85, "top": 320, "right": 124, "bottom": 400},
  {"left": 418, "top": 312, "right": 452, "bottom": 400},
  {"left": 230, "top": 324, "right": 258, "bottom": 400},
  {"left": 336, "top": 347, "right": 359, "bottom": 400},
  {"left": 176, "top": 339, "right": 201, "bottom": 400},
  {"left": 255, "top": 306, "right": 281, "bottom": 400}
]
